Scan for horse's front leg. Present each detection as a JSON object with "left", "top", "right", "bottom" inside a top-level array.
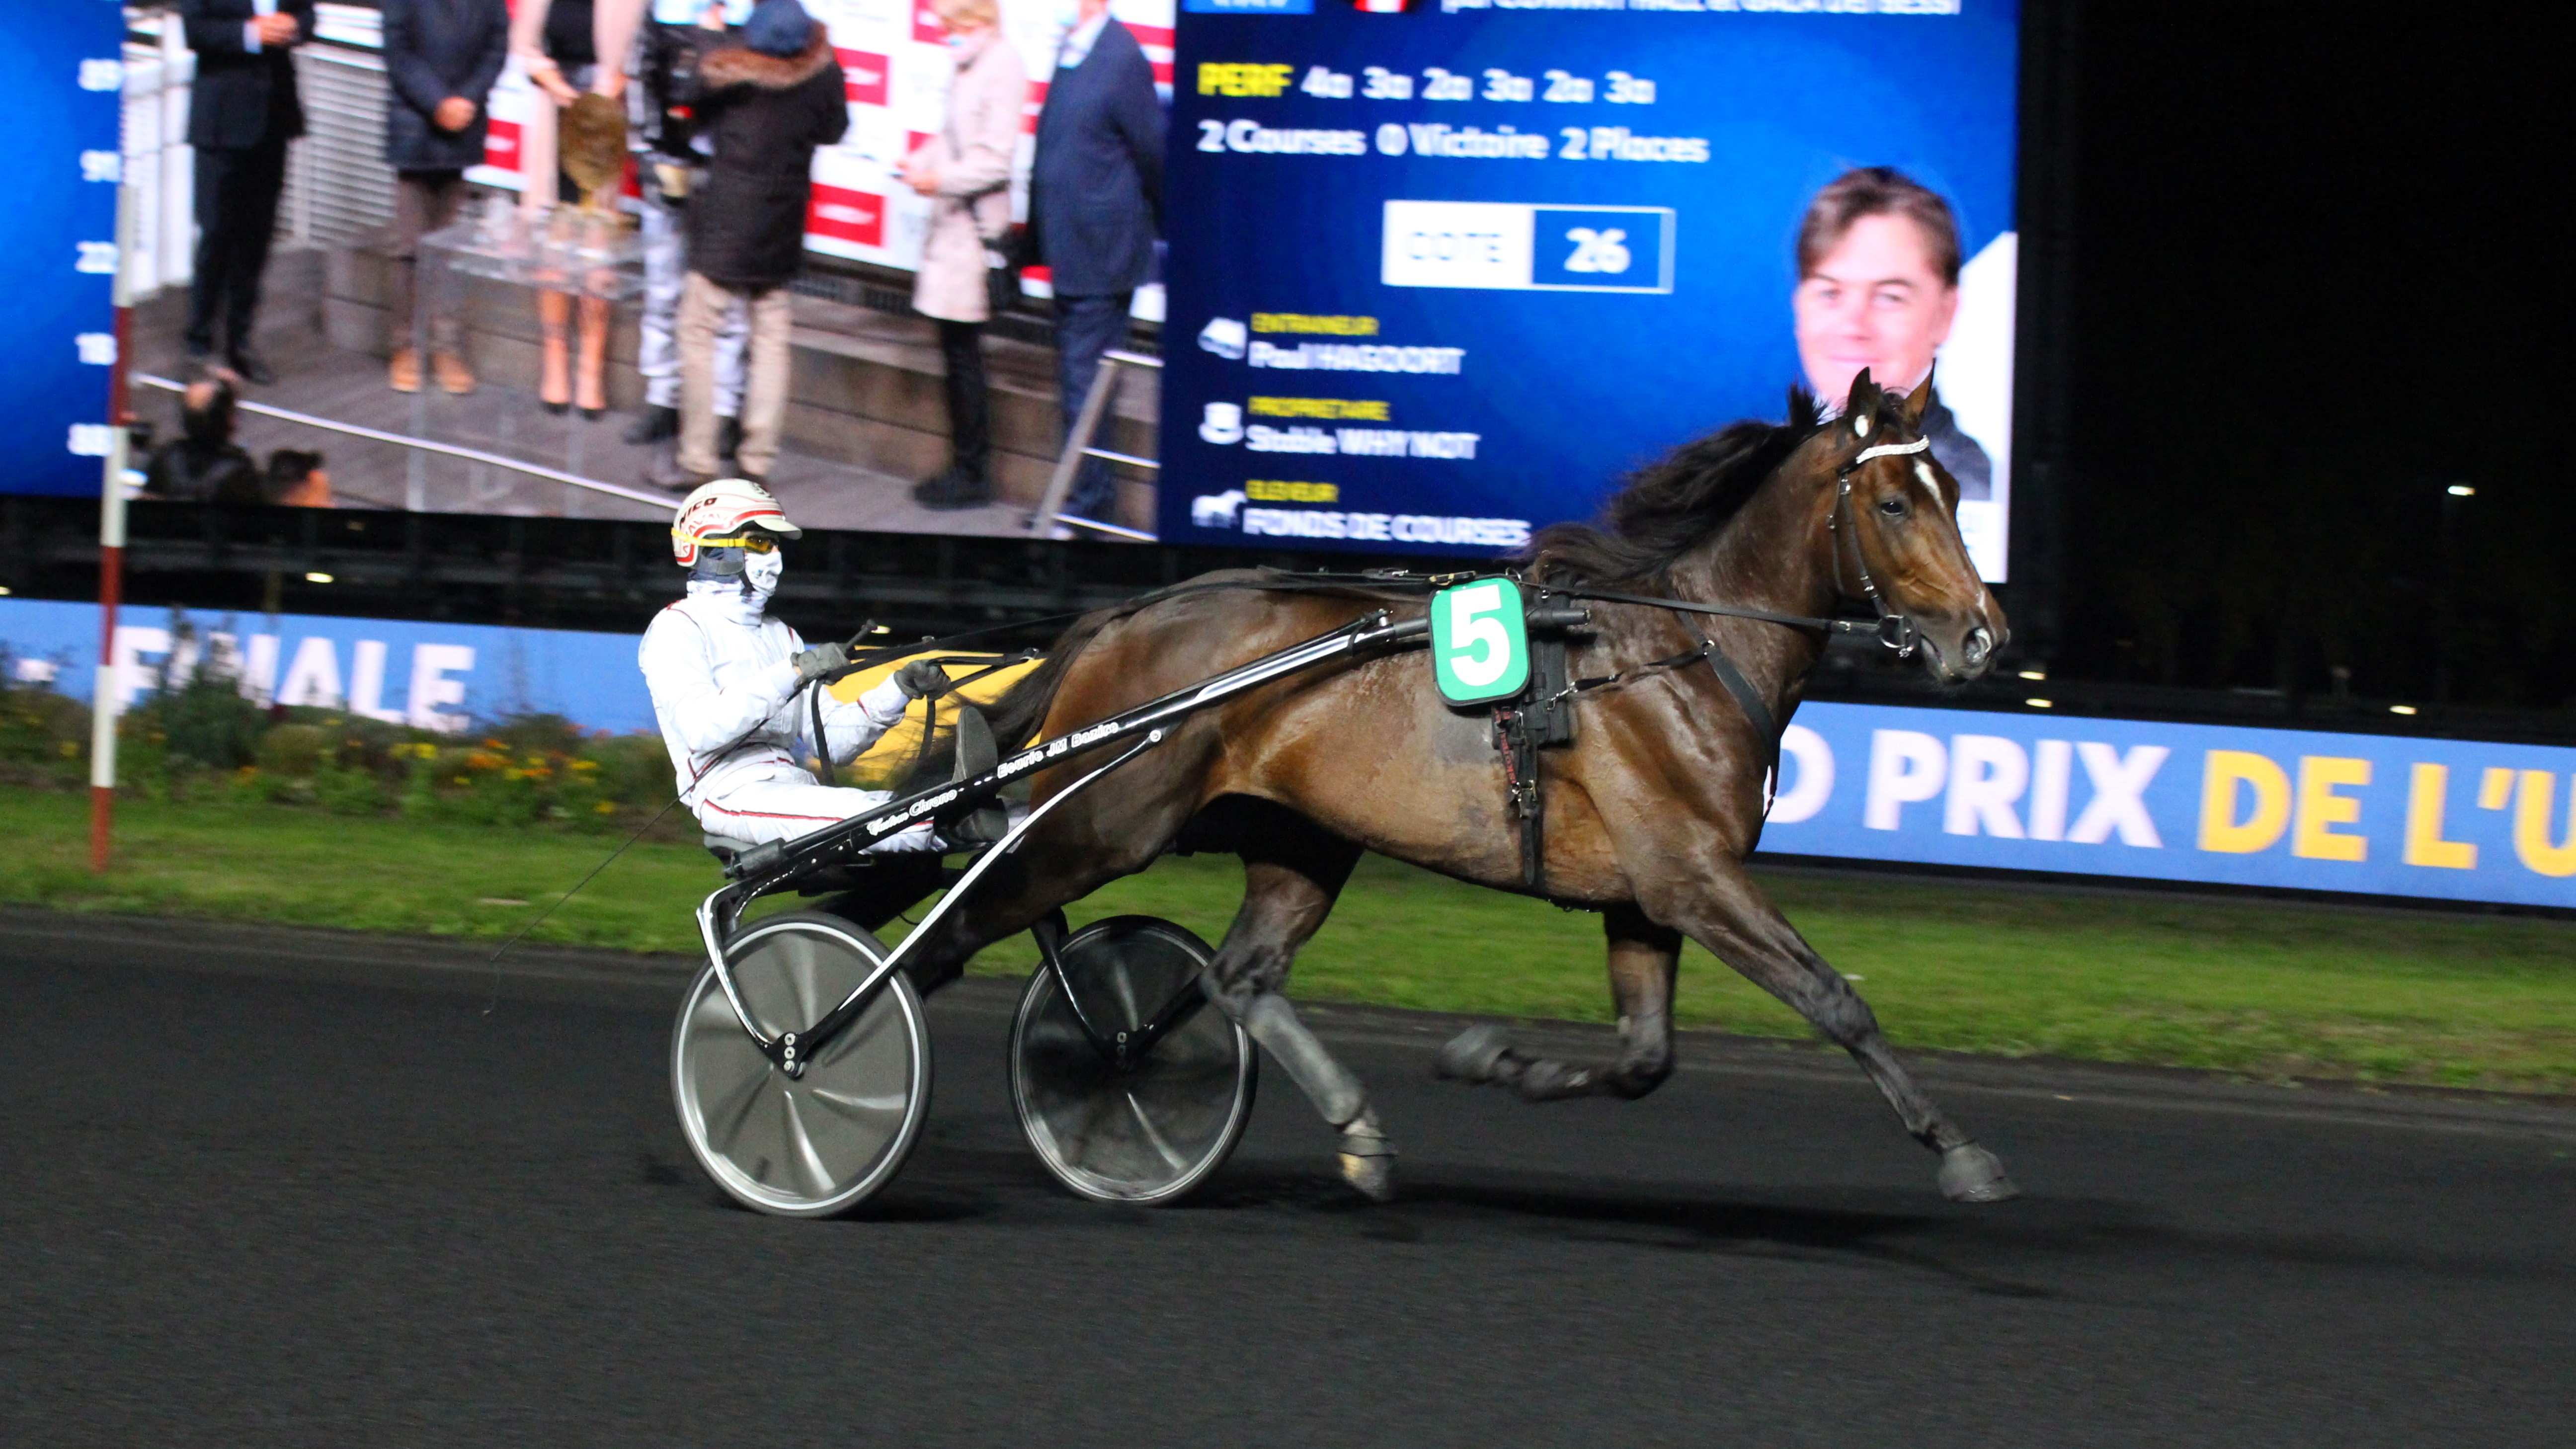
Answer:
[
  {"left": 1436, "top": 904, "right": 1682, "bottom": 1102},
  {"left": 1653, "top": 864, "right": 2017, "bottom": 1203}
]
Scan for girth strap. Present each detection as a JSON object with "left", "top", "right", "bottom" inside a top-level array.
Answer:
[
  {"left": 1490, "top": 704, "right": 1546, "bottom": 893},
  {"left": 1541, "top": 612, "right": 1785, "bottom": 822},
  {"left": 1553, "top": 624, "right": 1778, "bottom": 757},
  {"left": 1688, "top": 625, "right": 1780, "bottom": 772},
  {"left": 1486, "top": 617, "right": 1777, "bottom": 892}
]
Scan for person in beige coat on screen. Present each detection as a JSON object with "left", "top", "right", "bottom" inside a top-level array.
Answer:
[
  {"left": 904, "top": 0, "right": 1027, "bottom": 510},
  {"left": 509, "top": 0, "right": 645, "bottom": 417}
]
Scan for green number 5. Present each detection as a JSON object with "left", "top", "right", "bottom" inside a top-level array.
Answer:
[{"left": 1432, "top": 578, "right": 1529, "bottom": 704}]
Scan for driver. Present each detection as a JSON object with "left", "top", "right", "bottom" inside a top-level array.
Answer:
[{"left": 640, "top": 478, "right": 949, "bottom": 848}]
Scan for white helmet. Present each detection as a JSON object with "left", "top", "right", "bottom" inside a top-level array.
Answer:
[{"left": 670, "top": 478, "right": 802, "bottom": 568}]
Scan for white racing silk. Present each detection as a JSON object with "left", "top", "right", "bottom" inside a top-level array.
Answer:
[{"left": 637, "top": 577, "right": 936, "bottom": 848}]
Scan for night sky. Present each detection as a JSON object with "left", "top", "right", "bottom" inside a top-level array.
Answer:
[{"left": 2057, "top": 2, "right": 2556, "bottom": 705}]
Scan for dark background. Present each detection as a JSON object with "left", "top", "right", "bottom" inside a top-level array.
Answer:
[{"left": 2050, "top": 1, "right": 2559, "bottom": 710}]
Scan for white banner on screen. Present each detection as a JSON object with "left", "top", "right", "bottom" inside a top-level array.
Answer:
[{"left": 1938, "top": 231, "right": 2015, "bottom": 582}]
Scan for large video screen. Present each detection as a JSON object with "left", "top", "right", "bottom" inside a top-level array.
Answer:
[
  {"left": 60, "top": 1, "right": 2011, "bottom": 566},
  {"left": 1159, "top": 0, "right": 2019, "bottom": 576}
]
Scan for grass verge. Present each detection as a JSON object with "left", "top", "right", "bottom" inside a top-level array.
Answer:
[{"left": 9, "top": 788, "right": 2574, "bottom": 1092}]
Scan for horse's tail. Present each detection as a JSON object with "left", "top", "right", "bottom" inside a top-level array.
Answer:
[{"left": 980, "top": 605, "right": 1127, "bottom": 753}]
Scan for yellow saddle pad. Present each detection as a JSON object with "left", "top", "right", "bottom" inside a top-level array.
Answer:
[{"left": 826, "top": 651, "right": 1045, "bottom": 790}]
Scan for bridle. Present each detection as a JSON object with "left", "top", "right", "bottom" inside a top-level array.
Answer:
[{"left": 1827, "top": 435, "right": 1932, "bottom": 659}]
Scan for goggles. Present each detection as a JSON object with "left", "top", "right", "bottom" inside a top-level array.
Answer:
[{"left": 692, "top": 533, "right": 779, "bottom": 554}]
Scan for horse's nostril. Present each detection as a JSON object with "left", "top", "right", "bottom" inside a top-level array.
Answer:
[{"left": 1964, "top": 628, "right": 1992, "bottom": 666}]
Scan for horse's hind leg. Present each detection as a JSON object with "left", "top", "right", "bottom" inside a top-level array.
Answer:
[
  {"left": 1437, "top": 904, "right": 1682, "bottom": 1102},
  {"left": 1666, "top": 866, "right": 2018, "bottom": 1204},
  {"left": 1201, "top": 820, "right": 1394, "bottom": 1201}
]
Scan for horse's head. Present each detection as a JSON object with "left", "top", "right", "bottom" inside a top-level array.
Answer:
[{"left": 1812, "top": 369, "right": 2008, "bottom": 683}]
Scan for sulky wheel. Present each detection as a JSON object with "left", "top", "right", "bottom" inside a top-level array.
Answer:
[
  {"left": 1010, "top": 915, "right": 1256, "bottom": 1205},
  {"left": 671, "top": 911, "right": 931, "bottom": 1217}
]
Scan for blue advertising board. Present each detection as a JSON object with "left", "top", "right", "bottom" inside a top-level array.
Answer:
[
  {"left": 1162, "top": 2, "right": 2021, "bottom": 576},
  {"left": 10, "top": 599, "right": 2571, "bottom": 909},
  {"left": 1763, "top": 704, "right": 2576, "bottom": 911},
  {"left": 1, "top": 599, "right": 658, "bottom": 737},
  {"left": 7, "top": 2, "right": 126, "bottom": 497}
]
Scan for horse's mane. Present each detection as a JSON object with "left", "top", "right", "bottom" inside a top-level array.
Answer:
[{"left": 1524, "top": 388, "right": 1829, "bottom": 587}]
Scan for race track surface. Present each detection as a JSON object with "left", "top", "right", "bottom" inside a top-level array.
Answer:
[{"left": 3, "top": 910, "right": 2571, "bottom": 1448}]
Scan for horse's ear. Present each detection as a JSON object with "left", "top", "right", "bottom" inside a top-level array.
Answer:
[
  {"left": 1845, "top": 368, "right": 1879, "bottom": 435},
  {"left": 1788, "top": 386, "right": 1820, "bottom": 431},
  {"left": 1901, "top": 365, "right": 1935, "bottom": 428}
]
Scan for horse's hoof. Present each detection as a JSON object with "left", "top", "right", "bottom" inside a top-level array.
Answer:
[
  {"left": 1339, "top": 1149, "right": 1398, "bottom": 1203},
  {"left": 1436, "top": 1025, "right": 1510, "bottom": 1084},
  {"left": 1337, "top": 1122, "right": 1398, "bottom": 1204},
  {"left": 1514, "top": 1057, "right": 1594, "bottom": 1102},
  {"left": 1938, "top": 1142, "right": 2020, "bottom": 1203}
]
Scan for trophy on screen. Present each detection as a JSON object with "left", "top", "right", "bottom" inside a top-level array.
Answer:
[
  {"left": 555, "top": 93, "right": 634, "bottom": 286},
  {"left": 561, "top": 93, "right": 632, "bottom": 216}
]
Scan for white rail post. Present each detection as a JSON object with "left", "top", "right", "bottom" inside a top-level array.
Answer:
[{"left": 89, "top": 181, "right": 138, "bottom": 874}]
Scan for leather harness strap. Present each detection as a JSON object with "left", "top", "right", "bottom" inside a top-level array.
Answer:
[
  {"left": 1676, "top": 619, "right": 1780, "bottom": 771},
  {"left": 1491, "top": 702, "right": 1545, "bottom": 892}
]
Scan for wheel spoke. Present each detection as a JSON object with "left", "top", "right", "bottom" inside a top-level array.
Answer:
[
  {"left": 688, "top": 988, "right": 741, "bottom": 1034},
  {"left": 1065, "top": 1080, "right": 1124, "bottom": 1158},
  {"left": 1134, "top": 1056, "right": 1235, "bottom": 1096},
  {"left": 782, "top": 933, "right": 822, "bottom": 1033},
  {"left": 1105, "top": 956, "right": 1142, "bottom": 1030},
  {"left": 741, "top": 1088, "right": 795, "bottom": 1185},
  {"left": 781, "top": 1092, "right": 836, "bottom": 1197},
  {"left": 703, "top": 1062, "right": 774, "bottom": 1152},
  {"left": 807, "top": 1085, "right": 907, "bottom": 1118},
  {"left": 1125, "top": 1091, "right": 1190, "bottom": 1174},
  {"left": 812, "top": 991, "right": 893, "bottom": 1071}
]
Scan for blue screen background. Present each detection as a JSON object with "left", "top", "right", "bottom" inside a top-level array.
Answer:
[
  {"left": 1161, "top": 5, "right": 2019, "bottom": 551},
  {"left": 5, "top": 2, "right": 125, "bottom": 498}
]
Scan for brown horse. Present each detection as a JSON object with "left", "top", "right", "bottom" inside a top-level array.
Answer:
[{"left": 909, "top": 370, "right": 2018, "bottom": 1205}]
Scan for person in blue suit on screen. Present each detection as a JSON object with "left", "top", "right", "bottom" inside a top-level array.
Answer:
[
  {"left": 1791, "top": 167, "right": 1991, "bottom": 500},
  {"left": 178, "top": 0, "right": 318, "bottom": 385},
  {"left": 1017, "top": 0, "right": 1165, "bottom": 532}
]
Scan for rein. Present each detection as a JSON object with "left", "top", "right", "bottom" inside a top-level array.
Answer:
[
  {"left": 785, "top": 434, "right": 1934, "bottom": 797},
  {"left": 1525, "top": 435, "right": 1934, "bottom": 656},
  {"left": 1518, "top": 434, "right": 1937, "bottom": 731},
  {"left": 1528, "top": 584, "right": 1917, "bottom": 653},
  {"left": 1504, "top": 432, "right": 1934, "bottom": 811}
]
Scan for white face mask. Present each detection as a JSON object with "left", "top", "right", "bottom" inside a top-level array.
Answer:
[
  {"left": 1051, "top": 0, "right": 1086, "bottom": 34},
  {"left": 740, "top": 548, "right": 783, "bottom": 608}
]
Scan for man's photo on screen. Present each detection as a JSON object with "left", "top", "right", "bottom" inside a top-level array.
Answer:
[{"left": 1790, "top": 166, "right": 1992, "bottom": 500}]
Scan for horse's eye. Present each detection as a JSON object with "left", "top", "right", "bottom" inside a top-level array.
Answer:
[{"left": 1877, "top": 497, "right": 1908, "bottom": 518}]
